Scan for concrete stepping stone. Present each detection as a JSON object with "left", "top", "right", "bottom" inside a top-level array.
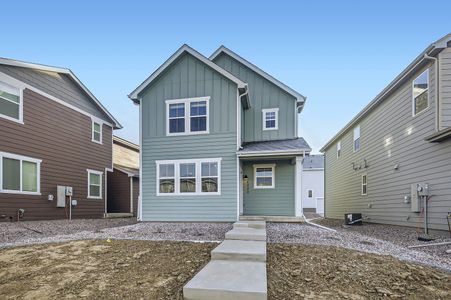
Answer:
[
  {"left": 211, "top": 240, "right": 266, "bottom": 262},
  {"left": 225, "top": 227, "right": 266, "bottom": 241},
  {"left": 233, "top": 221, "right": 266, "bottom": 229},
  {"left": 183, "top": 260, "right": 267, "bottom": 300}
]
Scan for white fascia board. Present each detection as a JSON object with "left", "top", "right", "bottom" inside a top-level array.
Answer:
[
  {"left": 237, "top": 149, "right": 311, "bottom": 157},
  {"left": 209, "top": 46, "right": 307, "bottom": 102},
  {"left": 128, "top": 45, "right": 247, "bottom": 101}
]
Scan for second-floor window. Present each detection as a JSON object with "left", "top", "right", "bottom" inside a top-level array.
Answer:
[
  {"left": 91, "top": 120, "right": 102, "bottom": 144},
  {"left": 337, "top": 141, "right": 341, "bottom": 157},
  {"left": 412, "top": 69, "right": 429, "bottom": 116},
  {"left": 0, "top": 81, "right": 23, "bottom": 123},
  {"left": 262, "top": 108, "right": 279, "bottom": 130},
  {"left": 353, "top": 126, "right": 360, "bottom": 152},
  {"left": 166, "top": 97, "right": 210, "bottom": 136}
]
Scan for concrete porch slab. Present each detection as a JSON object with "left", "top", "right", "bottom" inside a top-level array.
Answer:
[
  {"left": 233, "top": 221, "right": 266, "bottom": 229},
  {"left": 183, "top": 260, "right": 267, "bottom": 300},
  {"left": 105, "top": 213, "right": 134, "bottom": 218},
  {"left": 239, "top": 215, "right": 304, "bottom": 223},
  {"left": 225, "top": 228, "right": 266, "bottom": 241},
  {"left": 211, "top": 240, "right": 266, "bottom": 262}
]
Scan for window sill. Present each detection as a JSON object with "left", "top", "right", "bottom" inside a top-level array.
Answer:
[
  {"left": 263, "top": 128, "right": 278, "bottom": 131},
  {"left": 0, "top": 190, "right": 41, "bottom": 195},
  {"left": 88, "top": 196, "right": 103, "bottom": 200},
  {"left": 253, "top": 186, "right": 275, "bottom": 189},
  {"left": 0, "top": 114, "right": 23, "bottom": 125},
  {"left": 91, "top": 139, "right": 103, "bottom": 145},
  {"left": 166, "top": 131, "right": 209, "bottom": 137},
  {"left": 156, "top": 192, "right": 221, "bottom": 196}
]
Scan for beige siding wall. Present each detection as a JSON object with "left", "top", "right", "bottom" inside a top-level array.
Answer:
[
  {"left": 113, "top": 143, "right": 139, "bottom": 169},
  {"left": 325, "top": 61, "right": 451, "bottom": 231}
]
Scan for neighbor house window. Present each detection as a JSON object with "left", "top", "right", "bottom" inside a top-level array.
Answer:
[
  {"left": 0, "top": 152, "right": 41, "bottom": 194},
  {"left": 87, "top": 169, "right": 103, "bottom": 199},
  {"left": 156, "top": 158, "right": 221, "bottom": 195},
  {"left": 353, "top": 126, "right": 360, "bottom": 152},
  {"left": 166, "top": 97, "right": 209, "bottom": 135},
  {"left": 91, "top": 120, "right": 102, "bottom": 143},
  {"left": 308, "top": 190, "right": 313, "bottom": 198},
  {"left": 362, "top": 174, "right": 367, "bottom": 195},
  {"left": 0, "top": 81, "right": 23, "bottom": 123},
  {"left": 337, "top": 141, "right": 341, "bottom": 157},
  {"left": 254, "top": 164, "right": 275, "bottom": 189},
  {"left": 262, "top": 108, "right": 279, "bottom": 130},
  {"left": 412, "top": 69, "right": 429, "bottom": 116}
]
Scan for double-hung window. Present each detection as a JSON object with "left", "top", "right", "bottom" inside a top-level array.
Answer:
[
  {"left": 254, "top": 164, "right": 275, "bottom": 189},
  {"left": 166, "top": 97, "right": 209, "bottom": 135},
  {"left": 412, "top": 69, "right": 429, "bottom": 116},
  {"left": 91, "top": 119, "right": 102, "bottom": 144},
  {"left": 87, "top": 169, "right": 103, "bottom": 199},
  {"left": 262, "top": 108, "right": 279, "bottom": 130},
  {"left": 0, "top": 152, "right": 41, "bottom": 195},
  {"left": 156, "top": 158, "right": 221, "bottom": 195},
  {"left": 337, "top": 141, "right": 341, "bottom": 158},
  {"left": 0, "top": 81, "right": 23, "bottom": 123},
  {"left": 362, "top": 174, "right": 367, "bottom": 195},
  {"left": 353, "top": 126, "right": 361, "bottom": 152}
]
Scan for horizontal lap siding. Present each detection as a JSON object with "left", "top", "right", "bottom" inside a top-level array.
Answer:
[
  {"left": 141, "top": 53, "right": 238, "bottom": 221},
  {"left": 242, "top": 160, "right": 294, "bottom": 216},
  {"left": 440, "top": 48, "right": 451, "bottom": 128},
  {"left": 0, "top": 89, "right": 112, "bottom": 220},
  {"left": 325, "top": 62, "right": 451, "bottom": 231}
]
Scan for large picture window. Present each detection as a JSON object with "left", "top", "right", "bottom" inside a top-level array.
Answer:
[
  {"left": 412, "top": 69, "right": 429, "bottom": 116},
  {"left": 0, "top": 152, "right": 41, "bottom": 195},
  {"left": 166, "top": 97, "right": 209, "bottom": 135},
  {"left": 156, "top": 158, "right": 221, "bottom": 196},
  {"left": 0, "top": 81, "right": 23, "bottom": 123},
  {"left": 87, "top": 169, "right": 103, "bottom": 199},
  {"left": 254, "top": 164, "right": 275, "bottom": 189}
]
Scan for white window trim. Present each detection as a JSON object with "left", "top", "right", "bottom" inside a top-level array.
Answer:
[
  {"left": 165, "top": 96, "right": 210, "bottom": 136},
  {"left": 262, "top": 108, "right": 279, "bottom": 131},
  {"left": 156, "top": 158, "right": 221, "bottom": 196},
  {"left": 412, "top": 69, "right": 430, "bottom": 117},
  {"left": 337, "top": 140, "right": 341, "bottom": 158},
  {"left": 91, "top": 117, "right": 103, "bottom": 144},
  {"left": 353, "top": 125, "right": 361, "bottom": 152},
  {"left": 0, "top": 151, "right": 41, "bottom": 195},
  {"left": 87, "top": 169, "right": 103, "bottom": 199},
  {"left": 253, "top": 163, "right": 275, "bottom": 189},
  {"left": 0, "top": 81, "right": 24, "bottom": 124},
  {"left": 308, "top": 189, "right": 313, "bottom": 198},
  {"left": 362, "top": 174, "right": 367, "bottom": 196}
]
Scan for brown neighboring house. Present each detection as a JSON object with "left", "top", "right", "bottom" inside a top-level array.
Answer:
[
  {"left": 107, "top": 136, "right": 139, "bottom": 216},
  {"left": 0, "top": 57, "right": 121, "bottom": 221}
]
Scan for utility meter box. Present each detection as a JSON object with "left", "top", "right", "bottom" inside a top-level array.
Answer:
[
  {"left": 57, "top": 186, "right": 66, "bottom": 208},
  {"left": 417, "top": 183, "right": 430, "bottom": 197},
  {"left": 65, "top": 186, "right": 73, "bottom": 196},
  {"left": 411, "top": 183, "right": 430, "bottom": 212}
]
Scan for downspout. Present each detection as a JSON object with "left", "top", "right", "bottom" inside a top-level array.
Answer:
[{"left": 423, "top": 53, "right": 440, "bottom": 131}]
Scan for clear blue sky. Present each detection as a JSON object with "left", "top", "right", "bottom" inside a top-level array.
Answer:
[{"left": 2, "top": 1, "right": 450, "bottom": 152}]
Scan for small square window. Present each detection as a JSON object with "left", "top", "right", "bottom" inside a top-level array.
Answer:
[
  {"left": 262, "top": 108, "right": 279, "bottom": 130},
  {"left": 308, "top": 190, "right": 313, "bottom": 198},
  {"left": 254, "top": 164, "right": 275, "bottom": 189}
]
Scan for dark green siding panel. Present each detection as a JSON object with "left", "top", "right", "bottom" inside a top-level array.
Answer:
[
  {"left": 242, "top": 160, "right": 295, "bottom": 216},
  {"left": 140, "top": 53, "right": 238, "bottom": 221},
  {"left": 213, "top": 53, "right": 297, "bottom": 142}
]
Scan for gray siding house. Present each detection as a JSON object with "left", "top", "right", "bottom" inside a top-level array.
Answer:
[
  {"left": 321, "top": 34, "right": 451, "bottom": 232},
  {"left": 129, "top": 45, "right": 311, "bottom": 221}
]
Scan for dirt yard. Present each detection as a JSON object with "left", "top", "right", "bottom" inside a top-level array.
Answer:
[
  {"left": 0, "top": 240, "right": 215, "bottom": 299},
  {"left": 268, "top": 243, "right": 451, "bottom": 299}
]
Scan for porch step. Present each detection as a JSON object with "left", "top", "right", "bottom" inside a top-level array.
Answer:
[
  {"left": 105, "top": 213, "right": 133, "bottom": 218},
  {"left": 183, "top": 260, "right": 267, "bottom": 300},
  {"left": 233, "top": 221, "right": 266, "bottom": 230},
  {"left": 239, "top": 215, "right": 304, "bottom": 223},
  {"left": 211, "top": 240, "right": 266, "bottom": 262},
  {"left": 225, "top": 227, "right": 266, "bottom": 241}
]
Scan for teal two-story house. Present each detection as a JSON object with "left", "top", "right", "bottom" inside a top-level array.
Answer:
[{"left": 129, "top": 45, "right": 311, "bottom": 221}]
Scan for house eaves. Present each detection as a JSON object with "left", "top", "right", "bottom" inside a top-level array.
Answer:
[
  {"left": 128, "top": 44, "right": 249, "bottom": 104},
  {"left": 209, "top": 45, "right": 307, "bottom": 112},
  {"left": 0, "top": 57, "right": 122, "bottom": 129},
  {"left": 320, "top": 33, "right": 451, "bottom": 153}
]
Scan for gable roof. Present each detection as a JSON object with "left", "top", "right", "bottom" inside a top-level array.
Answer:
[
  {"left": 320, "top": 33, "right": 451, "bottom": 152},
  {"left": 128, "top": 44, "right": 249, "bottom": 103},
  {"left": 113, "top": 135, "right": 139, "bottom": 152},
  {"left": 0, "top": 57, "right": 121, "bottom": 129},
  {"left": 302, "top": 155, "right": 324, "bottom": 169},
  {"left": 210, "top": 46, "right": 307, "bottom": 111}
]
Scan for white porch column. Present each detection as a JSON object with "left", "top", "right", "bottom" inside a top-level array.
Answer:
[{"left": 295, "top": 156, "right": 303, "bottom": 217}]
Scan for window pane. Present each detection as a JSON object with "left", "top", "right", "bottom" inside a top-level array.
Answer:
[
  {"left": 169, "top": 118, "right": 185, "bottom": 133},
  {"left": 94, "top": 122, "right": 101, "bottom": 132},
  {"left": 266, "top": 111, "right": 275, "bottom": 120},
  {"left": 256, "top": 177, "right": 272, "bottom": 187},
  {"left": 415, "top": 92, "right": 428, "bottom": 114},
  {"left": 22, "top": 161, "right": 37, "bottom": 192},
  {"left": 0, "top": 97, "right": 20, "bottom": 119},
  {"left": 191, "top": 116, "right": 207, "bottom": 132},
  {"left": 90, "top": 173, "right": 100, "bottom": 185},
  {"left": 0, "top": 89, "right": 20, "bottom": 103},
  {"left": 180, "top": 163, "right": 195, "bottom": 177},
  {"left": 308, "top": 190, "right": 313, "bottom": 198},
  {"left": 266, "top": 120, "right": 275, "bottom": 128},
  {"left": 93, "top": 131, "right": 101, "bottom": 142},
  {"left": 180, "top": 178, "right": 196, "bottom": 193},
  {"left": 169, "top": 103, "right": 185, "bottom": 118},
  {"left": 256, "top": 168, "right": 272, "bottom": 177},
  {"left": 190, "top": 101, "right": 206, "bottom": 116},
  {"left": 2, "top": 158, "right": 20, "bottom": 190},
  {"left": 90, "top": 185, "right": 101, "bottom": 197},
  {"left": 354, "top": 138, "right": 360, "bottom": 151},
  {"left": 159, "top": 164, "right": 174, "bottom": 177},
  {"left": 202, "top": 178, "right": 218, "bottom": 192},
  {"left": 159, "top": 179, "right": 175, "bottom": 193},
  {"left": 201, "top": 162, "right": 218, "bottom": 177}
]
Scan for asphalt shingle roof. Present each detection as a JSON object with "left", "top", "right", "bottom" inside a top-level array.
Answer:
[
  {"left": 239, "top": 138, "right": 311, "bottom": 153},
  {"left": 302, "top": 155, "right": 324, "bottom": 169}
]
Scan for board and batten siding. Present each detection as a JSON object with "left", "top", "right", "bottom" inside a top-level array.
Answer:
[
  {"left": 212, "top": 53, "right": 297, "bottom": 142},
  {"left": 325, "top": 62, "right": 451, "bottom": 231},
  {"left": 242, "top": 160, "right": 295, "bottom": 216},
  {"left": 440, "top": 47, "right": 451, "bottom": 128},
  {"left": 140, "top": 53, "right": 238, "bottom": 221}
]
